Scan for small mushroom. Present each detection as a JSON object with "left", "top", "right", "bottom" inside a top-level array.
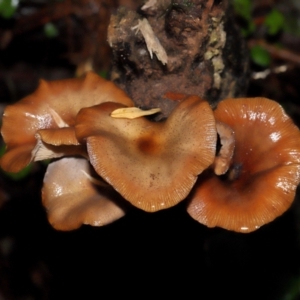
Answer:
[
  {"left": 42, "top": 157, "right": 127, "bottom": 231},
  {"left": 187, "top": 97, "right": 300, "bottom": 233},
  {"left": 1, "top": 72, "right": 133, "bottom": 172},
  {"left": 75, "top": 95, "right": 217, "bottom": 212}
]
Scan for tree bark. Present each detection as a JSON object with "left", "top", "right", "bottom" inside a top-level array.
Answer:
[{"left": 108, "top": 0, "right": 249, "bottom": 119}]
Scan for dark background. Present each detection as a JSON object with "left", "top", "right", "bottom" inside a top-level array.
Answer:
[{"left": 0, "top": 0, "right": 300, "bottom": 299}]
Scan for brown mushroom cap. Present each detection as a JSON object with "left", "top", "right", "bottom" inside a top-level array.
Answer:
[
  {"left": 187, "top": 97, "right": 300, "bottom": 233},
  {"left": 42, "top": 157, "right": 127, "bottom": 231},
  {"left": 1, "top": 72, "right": 133, "bottom": 172},
  {"left": 75, "top": 95, "right": 217, "bottom": 212}
]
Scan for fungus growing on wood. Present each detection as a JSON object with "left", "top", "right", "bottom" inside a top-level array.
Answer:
[
  {"left": 187, "top": 97, "right": 300, "bottom": 233},
  {"left": 0, "top": 72, "right": 133, "bottom": 172},
  {"left": 75, "top": 95, "right": 217, "bottom": 212},
  {"left": 42, "top": 157, "right": 127, "bottom": 231}
]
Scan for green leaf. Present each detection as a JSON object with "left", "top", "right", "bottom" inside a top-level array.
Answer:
[
  {"left": 250, "top": 45, "right": 271, "bottom": 67},
  {"left": 232, "top": 0, "right": 252, "bottom": 21},
  {"left": 44, "top": 22, "right": 59, "bottom": 38},
  {"left": 232, "top": 0, "right": 255, "bottom": 36},
  {"left": 0, "top": 0, "right": 18, "bottom": 19},
  {"left": 264, "top": 9, "right": 285, "bottom": 35}
]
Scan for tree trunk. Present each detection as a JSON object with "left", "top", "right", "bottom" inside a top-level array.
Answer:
[{"left": 108, "top": 0, "right": 249, "bottom": 119}]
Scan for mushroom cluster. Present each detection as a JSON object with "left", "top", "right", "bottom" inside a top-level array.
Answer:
[{"left": 1, "top": 72, "right": 300, "bottom": 233}]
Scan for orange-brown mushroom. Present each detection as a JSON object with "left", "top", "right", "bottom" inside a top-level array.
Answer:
[
  {"left": 187, "top": 97, "right": 300, "bottom": 233},
  {"left": 42, "top": 157, "right": 127, "bottom": 231},
  {"left": 0, "top": 72, "right": 133, "bottom": 172},
  {"left": 75, "top": 95, "right": 217, "bottom": 212}
]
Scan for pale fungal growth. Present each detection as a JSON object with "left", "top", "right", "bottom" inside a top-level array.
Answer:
[
  {"left": 110, "top": 107, "right": 161, "bottom": 119},
  {"left": 213, "top": 121, "right": 235, "bottom": 175},
  {"left": 132, "top": 18, "right": 168, "bottom": 65}
]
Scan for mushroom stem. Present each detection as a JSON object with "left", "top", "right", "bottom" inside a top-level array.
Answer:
[{"left": 213, "top": 121, "right": 235, "bottom": 175}]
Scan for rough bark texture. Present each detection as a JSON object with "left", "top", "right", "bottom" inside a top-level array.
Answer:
[{"left": 108, "top": 0, "right": 249, "bottom": 119}]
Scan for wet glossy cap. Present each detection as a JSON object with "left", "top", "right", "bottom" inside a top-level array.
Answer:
[{"left": 187, "top": 97, "right": 300, "bottom": 233}]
